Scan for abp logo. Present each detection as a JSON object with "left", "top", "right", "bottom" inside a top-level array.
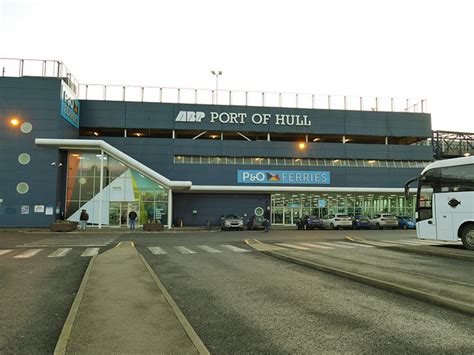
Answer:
[{"left": 175, "top": 111, "right": 205, "bottom": 122}]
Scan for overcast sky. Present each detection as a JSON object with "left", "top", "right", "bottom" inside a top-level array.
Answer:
[{"left": 1, "top": 0, "right": 473, "bottom": 132}]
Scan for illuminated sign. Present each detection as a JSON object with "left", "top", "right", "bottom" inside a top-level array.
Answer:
[
  {"left": 60, "top": 81, "right": 80, "bottom": 128},
  {"left": 237, "top": 170, "right": 330, "bottom": 185}
]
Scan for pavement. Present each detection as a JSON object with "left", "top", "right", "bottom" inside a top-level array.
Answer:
[{"left": 55, "top": 241, "right": 209, "bottom": 355}]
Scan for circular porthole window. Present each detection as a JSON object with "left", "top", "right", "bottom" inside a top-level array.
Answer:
[
  {"left": 20, "top": 122, "right": 33, "bottom": 134},
  {"left": 16, "top": 182, "right": 29, "bottom": 194},
  {"left": 18, "top": 153, "right": 31, "bottom": 165},
  {"left": 254, "top": 207, "right": 264, "bottom": 217}
]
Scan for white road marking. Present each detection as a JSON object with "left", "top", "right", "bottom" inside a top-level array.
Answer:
[
  {"left": 276, "top": 243, "right": 310, "bottom": 251},
  {"left": 198, "top": 245, "right": 222, "bottom": 253},
  {"left": 220, "top": 244, "right": 251, "bottom": 252},
  {"left": 175, "top": 246, "right": 196, "bottom": 254},
  {"left": 299, "top": 242, "right": 334, "bottom": 250},
  {"left": 344, "top": 242, "right": 374, "bottom": 248},
  {"left": 81, "top": 248, "right": 100, "bottom": 257},
  {"left": 48, "top": 248, "right": 72, "bottom": 258},
  {"left": 148, "top": 246, "right": 168, "bottom": 255},
  {"left": 13, "top": 249, "right": 42, "bottom": 259},
  {"left": 320, "top": 242, "right": 357, "bottom": 249},
  {"left": 332, "top": 242, "right": 356, "bottom": 249},
  {"left": 0, "top": 250, "right": 13, "bottom": 256}
]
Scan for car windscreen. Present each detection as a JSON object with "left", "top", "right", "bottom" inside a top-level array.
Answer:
[
  {"left": 336, "top": 215, "right": 350, "bottom": 218},
  {"left": 225, "top": 214, "right": 240, "bottom": 219}
]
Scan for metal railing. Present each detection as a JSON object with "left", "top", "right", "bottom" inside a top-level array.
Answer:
[
  {"left": 1, "top": 57, "right": 80, "bottom": 95},
  {"left": 1, "top": 57, "right": 428, "bottom": 113}
]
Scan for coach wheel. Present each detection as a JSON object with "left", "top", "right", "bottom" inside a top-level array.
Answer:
[{"left": 461, "top": 225, "right": 474, "bottom": 251}]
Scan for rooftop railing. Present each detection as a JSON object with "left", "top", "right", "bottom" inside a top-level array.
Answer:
[{"left": 1, "top": 57, "right": 428, "bottom": 113}]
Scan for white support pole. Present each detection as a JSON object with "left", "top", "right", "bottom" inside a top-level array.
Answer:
[
  {"left": 167, "top": 189, "right": 173, "bottom": 229},
  {"left": 98, "top": 149, "right": 104, "bottom": 229}
]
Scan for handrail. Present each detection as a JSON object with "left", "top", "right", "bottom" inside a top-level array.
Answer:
[{"left": 1, "top": 57, "right": 428, "bottom": 113}]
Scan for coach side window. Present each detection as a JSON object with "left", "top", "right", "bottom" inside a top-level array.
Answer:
[{"left": 440, "top": 163, "right": 474, "bottom": 192}]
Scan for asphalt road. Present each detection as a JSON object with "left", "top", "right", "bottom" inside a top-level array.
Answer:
[
  {"left": 133, "top": 230, "right": 474, "bottom": 354},
  {"left": 0, "top": 231, "right": 117, "bottom": 354},
  {"left": 1, "top": 228, "right": 473, "bottom": 354}
]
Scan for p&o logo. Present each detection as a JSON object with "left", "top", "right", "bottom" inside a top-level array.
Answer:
[
  {"left": 241, "top": 171, "right": 267, "bottom": 182},
  {"left": 175, "top": 111, "right": 205, "bottom": 122}
]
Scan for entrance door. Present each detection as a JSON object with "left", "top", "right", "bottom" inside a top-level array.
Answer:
[{"left": 109, "top": 202, "right": 139, "bottom": 227}]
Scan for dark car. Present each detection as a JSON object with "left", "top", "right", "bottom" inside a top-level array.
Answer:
[
  {"left": 397, "top": 216, "right": 416, "bottom": 230},
  {"left": 247, "top": 215, "right": 265, "bottom": 230},
  {"left": 352, "top": 215, "right": 371, "bottom": 229},
  {"left": 296, "top": 215, "right": 323, "bottom": 230}
]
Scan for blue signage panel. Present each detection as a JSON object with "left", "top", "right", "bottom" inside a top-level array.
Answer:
[
  {"left": 237, "top": 170, "right": 330, "bottom": 185},
  {"left": 60, "top": 81, "right": 80, "bottom": 129}
]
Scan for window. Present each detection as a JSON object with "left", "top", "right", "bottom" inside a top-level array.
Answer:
[{"left": 418, "top": 183, "right": 433, "bottom": 220}]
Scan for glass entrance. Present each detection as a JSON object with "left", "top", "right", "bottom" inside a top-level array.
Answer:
[
  {"left": 271, "top": 192, "right": 416, "bottom": 225},
  {"left": 109, "top": 202, "right": 139, "bottom": 227}
]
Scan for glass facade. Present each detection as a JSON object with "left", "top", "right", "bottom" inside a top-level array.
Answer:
[
  {"left": 174, "top": 155, "right": 431, "bottom": 168},
  {"left": 65, "top": 152, "right": 168, "bottom": 226},
  {"left": 271, "top": 192, "right": 415, "bottom": 225}
]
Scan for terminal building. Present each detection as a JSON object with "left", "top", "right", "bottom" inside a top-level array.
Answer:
[{"left": 2, "top": 58, "right": 468, "bottom": 229}]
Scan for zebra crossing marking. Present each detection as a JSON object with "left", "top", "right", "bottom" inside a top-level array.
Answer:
[
  {"left": 48, "top": 248, "right": 72, "bottom": 258},
  {"left": 299, "top": 242, "right": 333, "bottom": 250},
  {"left": 220, "top": 244, "right": 251, "bottom": 252},
  {"left": 175, "top": 246, "right": 196, "bottom": 254},
  {"left": 148, "top": 246, "right": 168, "bottom": 255},
  {"left": 333, "top": 242, "right": 356, "bottom": 248},
  {"left": 13, "top": 249, "right": 42, "bottom": 259},
  {"left": 275, "top": 243, "right": 309, "bottom": 251},
  {"left": 81, "top": 248, "right": 100, "bottom": 257},
  {"left": 0, "top": 249, "right": 13, "bottom": 256},
  {"left": 197, "top": 245, "right": 222, "bottom": 253}
]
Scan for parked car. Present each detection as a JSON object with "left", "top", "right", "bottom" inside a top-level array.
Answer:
[
  {"left": 221, "top": 214, "right": 244, "bottom": 231},
  {"left": 352, "top": 215, "right": 371, "bottom": 229},
  {"left": 322, "top": 214, "right": 353, "bottom": 230},
  {"left": 397, "top": 216, "right": 416, "bottom": 230},
  {"left": 247, "top": 215, "right": 265, "bottom": 230},
  {"left": 369, "top": 214, "right": 399, "bottom": 229},
  {"left": 296, "top": 215, "right": 323, "bottom": 230}
]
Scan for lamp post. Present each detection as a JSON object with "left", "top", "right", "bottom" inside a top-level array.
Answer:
[{"left": 211, "top": 70, "right": 222, "bottom": 104}]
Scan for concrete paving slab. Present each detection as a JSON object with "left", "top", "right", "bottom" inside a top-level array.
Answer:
[{"left": 59, "top": 242, "right": 205, "bottom": 354}]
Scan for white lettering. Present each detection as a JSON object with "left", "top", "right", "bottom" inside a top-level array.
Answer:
[
  {"left": 196, "top": 112, "right": 205, "bottom": 122},
  {"left": 220, "top": 112, "right": 230, "bottom": 123},
  {"left": 256, "top": 172, "right": 265, "bottom": 182},
  {"left": 175, "top": 111, "right": 186, "bottom": 122},
  {"left": 175, "top": 111, "right": 205, "bottom": 122},
  {"left": 262, "top": 114, "right": 271, "bottom": 125},
  {"left": 187, "top": 112, "right": 196, "bottom": 122},
  {"left": 275, "top": 114, "right": 285, "bottom": 125},
  {"left": 210, "top": 112, "right": 218, "bottom": 123},
  {"left": 303, "top": 115, "right": 311, "bottom": 126},
  {"left": 229, "top": 112, "right": 239, "bottom": 124},
  {"left": 251, "top": 113, "right": 264, "bottom": 125}
]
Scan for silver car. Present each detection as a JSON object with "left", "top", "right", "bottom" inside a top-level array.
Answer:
[
  {"left": 322, "top": 214, "right": 353, "bottom": 230},
  {"left": 370, "top": 214, "right": 399, "bottom": 229},
  {"left": 221, "top": 214, "right": 244, "bottom": 231}
]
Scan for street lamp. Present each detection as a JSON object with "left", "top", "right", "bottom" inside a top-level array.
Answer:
[{"left": 211, "top": 70, "right": 222, "bottom": 104}]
